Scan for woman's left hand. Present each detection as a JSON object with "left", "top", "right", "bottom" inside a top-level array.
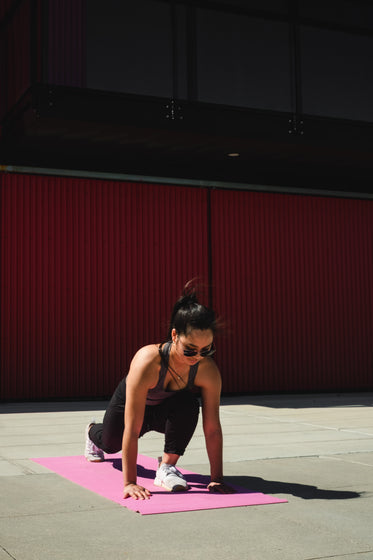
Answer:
[{"left": 207, "top": 481, "right": 235, "bottom": 494}]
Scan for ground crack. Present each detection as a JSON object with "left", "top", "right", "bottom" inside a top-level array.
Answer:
[
  {"left": 0, "top": 546, "right": 17, "bottom": 560},
  {"left": 306, "top": 550, "right": 373, "bottom": 559}
]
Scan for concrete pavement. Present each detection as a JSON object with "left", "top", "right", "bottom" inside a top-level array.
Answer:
[{"left": 1, "top": 392, "right": 373, "bottom": 560}]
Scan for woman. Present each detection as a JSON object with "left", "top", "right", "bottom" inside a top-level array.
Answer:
[{"left": 85, "top": 282, "right": 233, "bottom": 500}]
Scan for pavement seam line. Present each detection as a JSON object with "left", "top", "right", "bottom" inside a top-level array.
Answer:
[
  {"left": 0, "top": 546, "right": 17, "bottom": 560},
  {"left": 319, "top": 455, "right": 373, "bottom": 467},
  {"left": 0, "top": 504, "right": 120, "bottom": 520},
  {"left": 245, "top": 414, "right": 373, "bottom": 435},
  {"left": 305, "top": 550, "right": 373, "bottom": 560}
]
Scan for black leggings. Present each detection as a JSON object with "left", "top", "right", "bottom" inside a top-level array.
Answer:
[{"left": 89, "top": 378, "right": 200, "bottom": 456}]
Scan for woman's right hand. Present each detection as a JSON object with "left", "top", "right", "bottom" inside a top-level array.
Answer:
[{"left": 123, "top": 483, "right": 152, "bottom": 500}]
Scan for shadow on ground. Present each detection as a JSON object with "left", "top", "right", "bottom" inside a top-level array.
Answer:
[
  {"left": 109, "top": 458, "right": 361, "bottom": 501},
  {"left": 2, "top": 392, "right": 373, "bottom": 413}
]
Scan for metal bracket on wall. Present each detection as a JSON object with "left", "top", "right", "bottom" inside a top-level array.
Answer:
[
  {"left": 288, "top": 114, "right": 304, "bottom": 136},
  {"left": 48, "top": 88, "right": 55, "bottom": 109},
  {"left": 164, "top": 99, "right": 183, "bottom": 121}
]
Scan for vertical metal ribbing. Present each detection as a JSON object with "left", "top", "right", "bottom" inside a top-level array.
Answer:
[
  {"left": 1, "top": 172, "right": 371, "bottom": 399},
  {"left": 0, "top": 173, "right": 209, "bottom": 399},
  {"left": 211, "top": 189, "right": 373, "bottom": 394}
]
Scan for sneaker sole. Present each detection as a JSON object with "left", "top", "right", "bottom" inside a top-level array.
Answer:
[
  {"left": 154, "top": 478, "right": 189, "bottom": 492},
  {"left": 85, "top": 455, "right": 105, "bottom": 462}
]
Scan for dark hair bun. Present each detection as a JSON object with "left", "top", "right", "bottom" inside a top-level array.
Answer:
[{"left": 167, "top": 281, "right": 216, "bottom": 339}]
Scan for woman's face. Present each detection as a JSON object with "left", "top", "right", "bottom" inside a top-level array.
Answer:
[{"left": 171, "top": 328, "right": 214, "bottom": 365}]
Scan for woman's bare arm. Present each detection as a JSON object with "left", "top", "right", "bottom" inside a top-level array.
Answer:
[{"left": 122, "top": 345, "right": 159, "bottom": 500}]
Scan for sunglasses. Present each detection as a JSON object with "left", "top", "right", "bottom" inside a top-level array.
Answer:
[{"left": 181, "top": 342, "right": 216, "bottom": 358}]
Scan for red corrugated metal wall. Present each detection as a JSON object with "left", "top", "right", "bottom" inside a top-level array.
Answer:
[
  {"left": 0, "top": 173, "right": 209, "bottom": 399},
  {"left": 1, "top": 173, "right": 372, "bottom": 399},
  {"left": 211, "top": 189, "right": 373, "bottom": 392}
]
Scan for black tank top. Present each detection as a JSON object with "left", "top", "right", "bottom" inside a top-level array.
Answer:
[{"left": 145, "top": 341, "right": 200, "bottom": 405}]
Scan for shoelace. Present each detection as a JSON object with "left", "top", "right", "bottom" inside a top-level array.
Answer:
[{"left": 162, "top": 464, "right": 183, "bottom": 477}]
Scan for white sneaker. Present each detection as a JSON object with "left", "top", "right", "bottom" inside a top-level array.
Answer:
[
  {"left": 84, "top": 423, "right": 104, "bottom": 462},
  {"left": 154, "top": 460, "right": 188, "bottom": 492}
]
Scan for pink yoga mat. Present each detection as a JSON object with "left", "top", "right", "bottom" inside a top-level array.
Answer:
[{"left": 31, "top": 454, "right": 287, "bottom": 515}]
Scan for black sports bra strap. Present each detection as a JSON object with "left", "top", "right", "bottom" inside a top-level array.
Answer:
[
  {"left": 158, "top": 340, "right": 200, "bottom": 391},
  {"left": 158, "top": 341, "right": 172, "bottom": 369}
]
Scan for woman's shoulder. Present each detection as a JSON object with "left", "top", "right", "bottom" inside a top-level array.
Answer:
[
  {"left": 126, "top": 344, "right": 162, "bottom": 387},
  {"left": 131, "top": 343, "right": 161, "bottom": 367},
  {"left": 195, "top": 356, "right": 221, "bottom": 384}
]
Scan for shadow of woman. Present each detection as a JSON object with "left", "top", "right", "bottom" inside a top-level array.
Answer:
[
  {"left": 108, "top": 459, "right": 361, "bottom": 499},
  {"left": 109, "top": 458, "right": 210, "bottom": 489},
  {"left": 109, "top": 458, "right": 155, "bottom": 476},
  {"left": 223, "top": 475, "right": 362, "bottom": 500}
]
